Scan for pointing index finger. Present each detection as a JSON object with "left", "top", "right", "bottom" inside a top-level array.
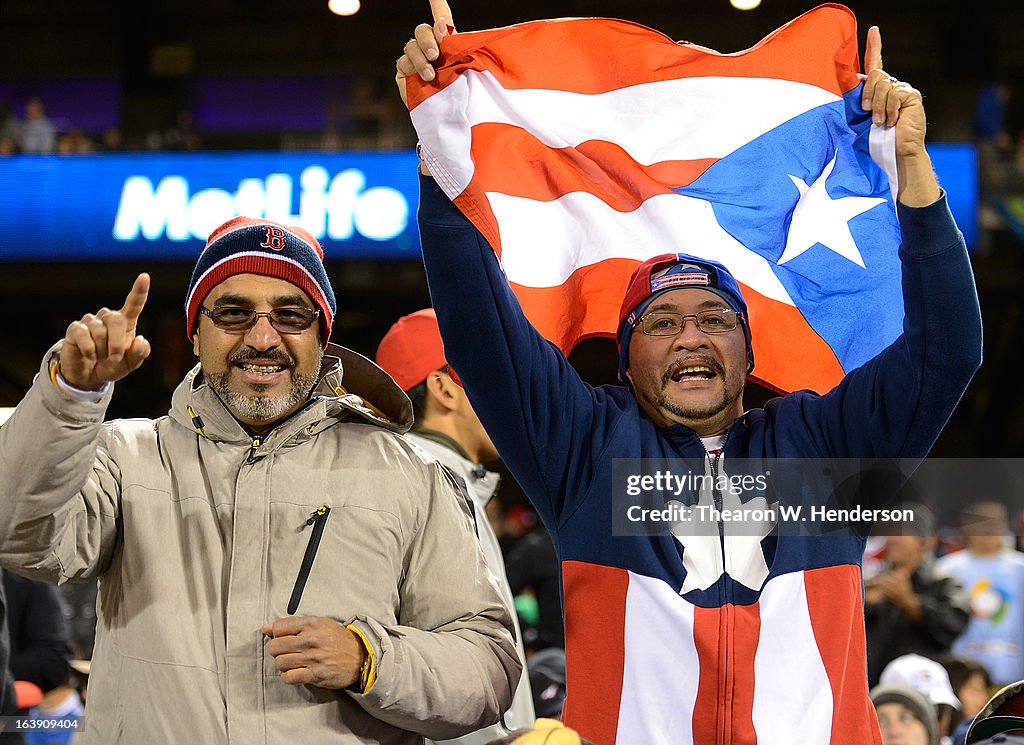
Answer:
[
  {"left": 428, "top": 0, "right": 455, "bottom": 34},
  {"left": 864, "top": 25, "right": 883, "bottom": 73},
  {"left": 121, "top": 273, "right": 151, "bottom": 324}
]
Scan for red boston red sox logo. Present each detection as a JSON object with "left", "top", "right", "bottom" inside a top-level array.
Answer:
[{"left": 260, "top": 226, "right": 287, "bottom": 250}]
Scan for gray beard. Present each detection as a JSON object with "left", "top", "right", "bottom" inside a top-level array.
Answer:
[{"left": 208, "top": 358, "right": 321, "bottom": 427}]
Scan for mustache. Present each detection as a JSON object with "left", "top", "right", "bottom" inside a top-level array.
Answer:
[
  {"left": 662, "top": 355, "right": 722, "bottom": 385},
  {"left": 228, "top": 348, "right": 295, "bottom": 367}
]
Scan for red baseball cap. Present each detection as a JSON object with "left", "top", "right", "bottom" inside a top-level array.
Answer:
[
  {"left": 375, "top": 308, "right": 449, "bottom": 391},
  {"left": 15, "top": 680, "right": 43, "bottom": 709}
]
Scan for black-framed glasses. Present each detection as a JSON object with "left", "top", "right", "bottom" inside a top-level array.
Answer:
[
  {"left": 199, "top": 306, "right": 320, "bottom": 334},
  {"left": 634, "top": 309, "right": 741, "bottom": 336}
]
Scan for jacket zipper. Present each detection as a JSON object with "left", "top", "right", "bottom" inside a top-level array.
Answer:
[
  {"left": 246, "top": 434, "right": 263, "bottom": 464},
  {"left": 704, "top": 430, "right": 732, "bottom": 745},
  {"left": 287, "top": 505, "right": 332, "bottom": 614}
]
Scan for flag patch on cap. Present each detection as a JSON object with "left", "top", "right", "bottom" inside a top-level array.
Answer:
[{"left": 650, "top": 269, "right": 711, "bottom": 292}]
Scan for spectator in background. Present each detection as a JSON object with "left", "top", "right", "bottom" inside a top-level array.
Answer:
[
  {"left": 1, "top": 579, "right": 25, "bottom": 745},
  {"left": 871, "top": 683, "right": 939, "bottom": 745},
  {"left": 98, "top": 127, "right": 124, "bottom": 153},
  {"left": 2, "top": 570, "right": 82, "bottom": 745},
  {"left": 497, "top": 505, "right": 537, "bottom": 558},
  {"left": 1015, "top": 510, "right": 1024, "bottom": 554},
  {"left": 942, "top": 655, "right": 995, "bottom": 740},
  {"left": 0, "top": 102, "right": 21, "bottom": 155},
  {"left": 527, "top": 647, "right": 566, "bottom": 721},
  {"left": 375, "top": 308, "right": 535, "bottom": 742},
  {"left": 60, "top": 581, "right": 97, "bottom": 662},
  {"left": 504, "top": 526, "right": 563, "bottom": 652},
  {"left": 865, "top": 506, "right": 970, "bottom": 685},
  {"left": 973, "top": 82, "right": 1014, "bottom": 152},
  {"left": 936, "top": 501, "right": 1024, "bottom": 686},
  {"left": 56, "top": 128, "right": 94, "bottom": 155},
  {"left": 880, "top": 653, "right": 962, "bottom": 744},
  {"left": 162, "top": 110, "right": 201, "bottom": 151},
  {"left": 2, "top": 571, "right": 72, "bottom": 694},
  {"left": 19, "top": 97, "right": 56, "bottom": 154},
  {"left": 963, "top": 680, "right": 1024, "bottom": 745}
]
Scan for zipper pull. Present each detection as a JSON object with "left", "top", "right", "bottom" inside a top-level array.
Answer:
[
  {"left": 246, "top": 434, "right": 263, "bottom": 464},
  {"left": 288, "top": 504, "right": 332, "bottom": 614},
  {"left": 307, "top": 504, "right": 331, "bottom": 525}
]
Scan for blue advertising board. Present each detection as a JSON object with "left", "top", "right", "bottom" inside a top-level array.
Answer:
[
  {"left": 0, "top": 145, "right": 977, "bottom": 261},
  {"left": 0, "top": 152, "right": 422, "bottom": 261}
]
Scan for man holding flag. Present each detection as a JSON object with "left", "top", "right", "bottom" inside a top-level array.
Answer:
[{"left": 397, "top": 4, "right": 982, "bottom": 743}]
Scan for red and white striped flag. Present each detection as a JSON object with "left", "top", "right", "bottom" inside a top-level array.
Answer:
[{"left": 407, "top": 4, "right": 902, "bottom": 394}]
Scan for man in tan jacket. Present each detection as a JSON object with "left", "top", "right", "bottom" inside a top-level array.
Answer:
[{"left": 0, "top": 216, "right": 520, "bottom": 744}]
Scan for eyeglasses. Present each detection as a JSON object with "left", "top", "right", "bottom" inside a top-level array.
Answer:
[
  {"left": 199, "top": 306, "right": 320, "bottom": 334},
  {"left": 634, "top": 309, "right": 741, "bottom": 336}
]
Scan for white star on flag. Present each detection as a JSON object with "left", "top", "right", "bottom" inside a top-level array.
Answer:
[
  {"left": 778, "top": 151, "right": 887, "bottom": 268},
  {"left": 670, "top": 466, "right": 777, "bottom": 594}
]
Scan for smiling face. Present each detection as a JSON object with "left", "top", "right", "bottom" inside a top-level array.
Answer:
[
  {"left": 193, "top": 274, "right": 324, "bottom": 432},
  {"left": 625, "top": 288, "right": 747, "bottom": 436}
]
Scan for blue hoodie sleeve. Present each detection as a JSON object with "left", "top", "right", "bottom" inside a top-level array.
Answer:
[
  {"left": 417, "top": 175, "right": 613, "bottom": 530},
  {"left": 784, "top": 192, "right": 982, "bottom": 458}
]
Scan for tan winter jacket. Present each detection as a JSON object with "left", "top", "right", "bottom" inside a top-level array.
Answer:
[{"left": 0, "top": 342, "right": 520, "bottom": 745}]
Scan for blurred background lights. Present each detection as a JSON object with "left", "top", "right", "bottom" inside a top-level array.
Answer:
[
  {"left": 730, "top": 0, "right": 762, "bottom": 9},
  {"left": 328, "top": 0, "right": 360, "bottom": 16}
]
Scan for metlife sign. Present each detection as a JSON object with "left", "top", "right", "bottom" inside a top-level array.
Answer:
[
  {"left": 0, "top": 152, "right": 422, "bottom": 261},
  {"left": 0, "top": 145, "right": 977, "bottom": 261}
]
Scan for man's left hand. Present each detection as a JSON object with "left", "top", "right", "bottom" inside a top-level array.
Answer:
[
  {"left": 861, "top": 26, "right": 926, "bottom": 158},
  {"left": 860, "top": 25, "right": 940, "bottom": 206},
  {"left": 262, "top": 616, "right": 367, "bottom": 689}
]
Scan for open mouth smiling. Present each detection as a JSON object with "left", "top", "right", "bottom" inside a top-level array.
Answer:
[
  {"left": 237, "top": 362, "right": 288, "bottom": 376},
  {"left": 665, "top": 360, "right": 720, "bottom": 384}
]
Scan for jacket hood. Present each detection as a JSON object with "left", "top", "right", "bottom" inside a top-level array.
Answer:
[{"left": 169, "top": 342, "right": 413, "bottom": 442}]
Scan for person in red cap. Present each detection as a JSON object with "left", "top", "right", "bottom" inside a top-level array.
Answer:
[
  {"left": 376, "top": 308, "right": 536, "bottom": 744},
  {"left": 0, "top": 217, "right": 522, "bottom": 744},
  {"left": 398, "top": 10, "right": 983, "bottom": 745}
]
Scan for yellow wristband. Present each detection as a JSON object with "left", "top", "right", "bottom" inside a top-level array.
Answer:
[{"left": 346, "top": 624, "right": 376, "bottom": 693}]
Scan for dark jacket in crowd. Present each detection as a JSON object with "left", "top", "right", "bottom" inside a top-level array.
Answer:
[
  {"left": 1, "top": 570, "right": 72, "bottom": 693},
  {"left": 505, "top": 529, "right": 563, "bottom": 650},
  {"left": 865, "top": 560, "right": 970, "bottom": 685},
  {"left": 0, "top": 578, "right": 25, "bottom": 744}
]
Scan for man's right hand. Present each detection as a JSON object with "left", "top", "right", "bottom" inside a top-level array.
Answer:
[
  {"left": 59, "top": 273, "right": 152, "bottom": 391},
  {"left": 395, "top": 0, "right": 456, "bottom": 107}
]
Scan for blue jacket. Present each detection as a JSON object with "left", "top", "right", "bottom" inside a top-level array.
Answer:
[{"left": 418, "top": 174, "right": 982, "bottom": 745}]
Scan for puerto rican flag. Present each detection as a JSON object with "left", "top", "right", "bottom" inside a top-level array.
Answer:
[
  {"left": 561, "top": 561, "right": 883, "bottom": 744},
  {"left": 407, "top": 3, "right": 901, "bottom": 394}
]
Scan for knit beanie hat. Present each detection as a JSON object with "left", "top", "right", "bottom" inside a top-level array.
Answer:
[
  {"left": 616, "top": 253, "right": 753, "bottom": 384},
  {"left": 870, "top": 683, "right": 938, "bottom": 745},
  {"left": 185, "top": 216, "right": 336, "bottom": 346}
]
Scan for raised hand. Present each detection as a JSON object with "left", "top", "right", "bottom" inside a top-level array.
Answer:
[
  {"left": 59, "top": 273, "right": 152, "bottom": 391},
  {"left": 860, "top": 26, "right": 927, "bottom": 158},
  {"left": 860, "top": 26, "right": 938, "bottom": 206},
  {"left": 395, "top": 0, "right": 456, "bottom": 106}
]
